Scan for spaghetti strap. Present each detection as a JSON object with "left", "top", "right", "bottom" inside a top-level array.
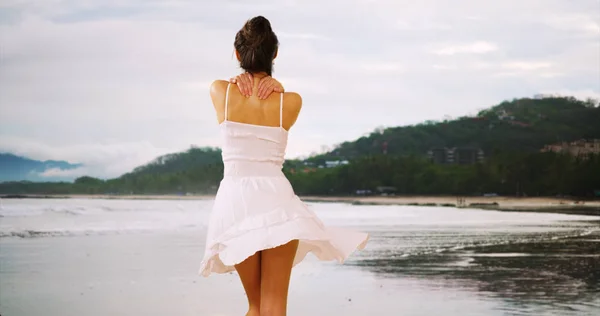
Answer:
[
  {"left": 279, "top": 93, "right": 284, "bottom": 127},
  {"left": 224, "top": 83, "right": 231, "bottom": 121}
]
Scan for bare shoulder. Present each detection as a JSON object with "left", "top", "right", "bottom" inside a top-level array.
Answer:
[
  {"left": 283, "top": 92, "right": 303, "bottom": 113},
  {"left": 282, "top": 92, "right": 303, "bottom": 129},
  {"left": 210, "top": 80, "right": 229, "bottom": 98},
  {"left": 209, "top": 80, "right": 230, "bottom": 111}
]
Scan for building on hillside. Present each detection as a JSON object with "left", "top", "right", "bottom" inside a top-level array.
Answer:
[
  {"left": 428, "top": 147, "right": 484, "bottom": 165},
  {"left": 496, "top": 109, "right": 515, "bottom": 121},
  {"left": 455, "top": 147, "right": 485, "bottom": 165},
  {"left": 428, "top": 148, "right": 451, "bottom": 164},
  {"left": 317, "top": 160, "right": 350, "bottom": 168},
  {"left": 541, "top": 139, "right": 600, "bottom": 158}
]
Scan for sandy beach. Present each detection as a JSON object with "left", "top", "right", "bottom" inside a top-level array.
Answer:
[
  {"left": 1, "top": 198, "right": 598, "bottom": 316},
  {"left": 303, "top": 195, "right": 600, "bottom": 211}
]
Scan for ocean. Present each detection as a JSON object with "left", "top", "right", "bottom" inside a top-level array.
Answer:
[{"left": 1, "top": 198, "right": 598, "bottom": 315}]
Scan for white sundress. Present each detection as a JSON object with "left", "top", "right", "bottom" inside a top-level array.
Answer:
[{"left": 199, "top": 84, "right": 369, "bottom": 277}]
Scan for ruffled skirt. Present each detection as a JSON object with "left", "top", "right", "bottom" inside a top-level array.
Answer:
[{"left": 199, "top": 174, "right": 369, "bottom": 277}]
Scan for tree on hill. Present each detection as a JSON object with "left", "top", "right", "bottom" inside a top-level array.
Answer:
[
  {"left": 304, "top": 96, "right": 600, "bottom": 163},
  {"left": 2, "top": 96, "right": 599, "bottom": 197}
]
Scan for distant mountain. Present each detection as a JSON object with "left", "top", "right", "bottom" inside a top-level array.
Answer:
[
  {"left": 0, "top": 153, "right": 82, "bottom": 182},
  {"left": 0, "top": 146, "right": 222, "bottom": 195}
]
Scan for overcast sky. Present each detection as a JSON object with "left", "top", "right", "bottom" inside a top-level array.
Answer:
[{"left": 1, "top": 0, "right": 599, "bottom": 179}]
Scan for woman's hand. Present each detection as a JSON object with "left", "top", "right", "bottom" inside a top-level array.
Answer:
[
  {"left": 229, "top": 73, "right": 284, "bottom": 99},
  {"left": 229, "top": 73, "right": 253, "bottom": 97},
  {"left": 257, "top": 76, "right": 284, "bottom": 99}
]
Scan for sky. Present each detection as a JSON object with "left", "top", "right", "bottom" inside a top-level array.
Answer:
[{"left": 0, "top": 0, "right": 599, "bottom": 179}]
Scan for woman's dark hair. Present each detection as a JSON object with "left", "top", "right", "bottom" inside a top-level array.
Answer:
[{"left": 234, "top": 16, "right": 279, "bottom": 76}]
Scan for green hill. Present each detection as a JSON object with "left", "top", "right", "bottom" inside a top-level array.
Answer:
[
  {"left": 0, "top": 147, "right": 223, "bottom": 195},
  {"left": 302, "top": 96, "right": 600, "bottom": 165},
  {"left": 1, "top": 96, "right": 599, "bottom": 197},
  {"left": 110, "top": 146, "right": 223, "bottom": 194}
]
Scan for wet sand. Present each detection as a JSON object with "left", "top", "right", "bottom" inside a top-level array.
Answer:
[
  {"left": 2, "top": 232, "right": 487, "bottom": 316},
  {"left": 2, "top": 229, "right": 598, "bottom": 316},
  {"left": 1, "top": 199, "right": 599, "bottom": 315}
]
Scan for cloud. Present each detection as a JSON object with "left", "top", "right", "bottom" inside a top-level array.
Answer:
[
  {"left": 37, "top": 167, "right": 89, "bottom": 178},
  {"left": 0, "top": 0, "right": 599, "bottom": 178},
  {"left": 360, "top": 62, "right": 404, "bottom": 73},
  {"left": 491, "top": 61, "right": 560, "bottom": 77},
  {"left": 433, "top": 41, "right": 499, "bottom": 55},
  {"left": 432, "top": 64, "right": 458, "bottom": 70},
  {"left": 501, "top": 61, "right": 552, "bottom": 71},
  {"left": 0, "top": 136, "right": 177, "bottom": 179},
  {"left": 395, "top": 19, "right": 452, "bottom": 31},
  {"left": 543, "top": 14, "right": 600, "bottom": 36},
  {"left": 278, "top": 31, "right": 329, "bottom": 41}
]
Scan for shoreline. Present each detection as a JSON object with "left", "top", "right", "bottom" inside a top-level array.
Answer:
[
  {"left": 303, "top": 196, "right": 600, "bottom": 216},
  {"left": 0, "top": 194, "right": 600, "bottom": 215},
  {"left": 2, "top": 194, "right": 599, "bottom": 216}
]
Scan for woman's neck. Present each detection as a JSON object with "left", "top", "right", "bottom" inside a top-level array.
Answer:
[{"left": 251, "top": 72, "right": 269, "bottom": 79}]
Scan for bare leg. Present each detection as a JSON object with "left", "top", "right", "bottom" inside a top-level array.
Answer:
[
  {"left": 260, "top": 240, "right": 299, "bottom": 316},
  {"left": 235, "top": 252, "right": 262, "bottom": 316}
]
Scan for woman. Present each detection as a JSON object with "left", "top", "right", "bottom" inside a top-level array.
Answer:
[{"left": 199, "top": 16, "right": 369, "bottom": 316}]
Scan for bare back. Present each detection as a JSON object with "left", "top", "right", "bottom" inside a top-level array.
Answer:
[{"left": 210, "top": 79, "right": 302, "bottom": 131}]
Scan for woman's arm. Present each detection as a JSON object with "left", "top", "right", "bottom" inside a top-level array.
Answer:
[{"left": 229, "top": 73, "right": 284, "bottom": 100}]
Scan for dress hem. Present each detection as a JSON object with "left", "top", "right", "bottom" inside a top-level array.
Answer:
[{"left": 199, "top": 225, "right": 369, "bottom": 277}]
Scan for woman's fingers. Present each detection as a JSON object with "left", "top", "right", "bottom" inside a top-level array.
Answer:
[
  {"left": 271, "top": 78, "right": 284, "bottom": 93},
  {"left": 262, "top": 81, "right": 278, "bottom": 99},
  {"left": 258, "top": 78, "right": 272, "bottom": 99},
  {"left": 240, "top": 74, "right": 250, "bottom": 96},
  {"left": 258, "top": 76, "right": 284, "bottom": 99},
  {"left": 245, "top": 73, "right": 253, "bottom": 96},
  {"left": 257, "top": 76, "right": 268, "bottom": 93},
  {"left": 257, "top": 77, "right": 268, "bottom": 99},
  {"left": 233, "top": 73, "right": 252, "bottom": 97},
  {"left": 231, "top": 75, "right": 244, "bottom": 96},
  {"left": 238, "top": 74, "right": 245, "bottom": 96},
  {"left": 257, "top": 78, "right": 268, "bottom": 98},
  {"left": 234, "top": 75, "right": 284, "bottom": 99}
]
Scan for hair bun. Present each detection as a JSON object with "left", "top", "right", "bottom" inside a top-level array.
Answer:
[
  {"left": 234, "top": 16, "right": 279, "bottom": 75},
  {"left": 248, "top": 16, "right": 272, "bottom": 33},
  {"left": 241, "top": 16, "right": 272, "bottom": 48}
]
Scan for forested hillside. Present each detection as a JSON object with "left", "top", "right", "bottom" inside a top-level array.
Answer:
[
  {"left": 303, "top": 96, "right": 600, "bottom": 165},
  {"left": 2, "top": 96, "right": 599, "bottom": 197}
]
